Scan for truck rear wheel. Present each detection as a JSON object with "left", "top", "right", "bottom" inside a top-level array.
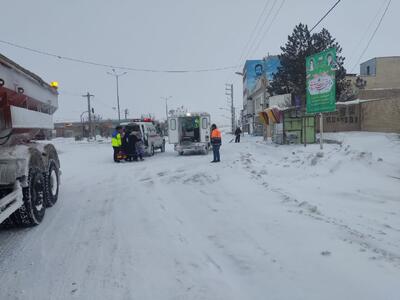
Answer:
[
  {"left": 11, "top": 150, "right": 46, "bottom": 227},
  {"left": 45, "top": 160, "right": 60, "bottom": 207},
  {"left": 12, "top": 167, "right": 46, "bottom": 227}
]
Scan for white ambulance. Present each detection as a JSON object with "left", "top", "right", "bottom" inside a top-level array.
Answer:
[
  {"left": 168, "top": 112, "right": 211, "bottom": 155},
  {"left": 121, "top": 119, "right": 165, "bottom": 156}
]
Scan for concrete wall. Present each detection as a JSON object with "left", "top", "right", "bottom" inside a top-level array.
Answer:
[
  {"left": 319, "top": 104, "right": 361, "bottom": 132},
  {"left": 358, "top": 88, "right": 400, "bottom": 100},
  {"left": 361, "top": 98, "right": 400, "bottom": 133},
  {"left": 320, "top": 98, "right": 400, "bottom": 134}
]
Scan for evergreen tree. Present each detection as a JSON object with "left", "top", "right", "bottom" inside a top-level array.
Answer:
[{"left": 268, "top": 23, "right": 346, "bottom": 102}]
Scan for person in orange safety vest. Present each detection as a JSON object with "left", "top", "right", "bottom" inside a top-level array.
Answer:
[{"left": 210, "top": 124, "right": 222, "bottom": 163}]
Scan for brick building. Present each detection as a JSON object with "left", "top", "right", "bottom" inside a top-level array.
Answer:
[{"left": 321, "top": 56, "right": 400, "bottom": 133}]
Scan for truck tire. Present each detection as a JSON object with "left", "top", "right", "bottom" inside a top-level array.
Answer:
[
  {"left": 11, "top": 150, "right": 46, "bottom": 227},
  {"left": 12, "top": 167, "right": 46, "bottom": 227},
  {"left": 45, "top": 160, "right": 60, "bottom": 207},
  {"left": 44, "top": 144, "right": 60, "bottom": 207}
]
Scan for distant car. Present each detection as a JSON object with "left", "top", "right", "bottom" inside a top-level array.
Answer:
[{"left": 120, "top": 119, "right": 165, "bottom": 156}]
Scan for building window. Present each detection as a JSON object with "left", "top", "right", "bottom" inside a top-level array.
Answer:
[
  {"left": 355, "top": 117, "right": 358, "bottom": 123},
  {"left": 326, "top": 117, "right": 331, "bottom": 123},
  {"left": 349, "top": 116, "right": 354, "bottom": 123},
  {"left": 332, "top": 117, "right": 336, "bottom": 123},
  {"left": 348, "top": 105, "right": 355, "bottom": 115},
  {"left": 345, "top": 117, "right": 348, "bottom": 123},
  {"left": 366, "top": 65, "right": 370, "bottom": 76}
]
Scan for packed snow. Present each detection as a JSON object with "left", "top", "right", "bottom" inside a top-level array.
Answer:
[{"left": 0, "top": 132, "right": 399, "bottom": 300}]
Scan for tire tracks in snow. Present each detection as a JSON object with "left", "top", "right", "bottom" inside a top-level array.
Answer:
[{"left": 238, "top": 151, "right": 400, "bottom": 268}]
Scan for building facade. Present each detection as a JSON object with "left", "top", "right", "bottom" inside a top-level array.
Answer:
[
  {"left": 321, "top": 56, "right": 400, "bottom": 133},
  {"left": 241, "top": 55, "right": 280, "bottom": 134},
  {"left": 360, "top": 56, "right": 400, "bottom": 89}
]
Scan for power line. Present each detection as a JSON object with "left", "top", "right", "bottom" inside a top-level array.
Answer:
[
  {"left": 347, "top": 0, "right": 388, "bottom": 69},
  {"left": 58, "top": 89, "right": 115, "bottom": 110},
  {"left": 310, "top": 0, "right": 342, "bottom": 33},
  {"left": 351, "top": 0, "right": 392, "bottom": 72},
  {"left": 0, "top": 38, "right": 238, "bottom": 73},
  {"left": 244, "top": 0, "right": 279, "bottom": 60},
  {"left": 250, "top": 0, "right": 286, "bottom": 57},
  {"left": 236, "top": 0, "right": 272, "bottom": 64}
]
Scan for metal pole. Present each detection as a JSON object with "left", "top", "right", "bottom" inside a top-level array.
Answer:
[
  {"left": 320, "top": 113, "right": 324, "bottom": 150},
  {"left": 116, "top": 76, "right": 121, "bottom": 121},
  {"left": 165, "top": 98, "right": 168, "bottom": 120},
  {"left": 231, "top": 84, "right": 234, "bottom": 133},
  {"left": 107, "top": 69, "right": 127, "bottom": 122},
  {"left": 161, "top": 96, "right": 172, "bottom": 120},
  {"left": 82, "top": 93, "right": 94, "bottom": 142}
]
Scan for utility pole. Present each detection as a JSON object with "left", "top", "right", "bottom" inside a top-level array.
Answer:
[
  {"left": 161, "top": 96, "right": 172, "bottom": 120},
  {"left": 107, "top": 69, "right": 127, "bottom": 122},
  {"left": 124, "top": 108, "right": 129, "bottom": 120},
  {"left": 82, "top": 92, "right": 94, "bottom": 141},
  {"left": 225, "top": 84, "right": 235, "bottom": 133}
]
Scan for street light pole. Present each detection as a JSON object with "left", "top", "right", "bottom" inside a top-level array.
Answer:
[
  {"left": 161, "top": 96, "right": 172, "bottom": 120},
  {"left": 225, "top": 84, "right": 234, "bottom": 133},
  {"left": 107, "top": 69, "right": 127, "bottom": 122},
  {"left": 82, "top": 92, "right": 94, "bottom": 141}
]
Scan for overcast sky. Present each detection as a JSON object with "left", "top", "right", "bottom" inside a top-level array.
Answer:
[{"left": 1, "top": 0, "right": 398, "bottom": 125}]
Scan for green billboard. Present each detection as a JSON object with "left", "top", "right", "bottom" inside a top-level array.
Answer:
[{"left": 306, "top": 48, "right": 337, "bottom": 114}]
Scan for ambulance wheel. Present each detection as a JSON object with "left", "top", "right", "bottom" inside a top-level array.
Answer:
[{"left": 179, "top": 151, "right": 184, "bottom": 156}]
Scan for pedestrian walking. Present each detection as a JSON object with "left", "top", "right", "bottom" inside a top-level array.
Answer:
[
  {"left": 111, "top": 126, "right": 123, "bottom": 163},
  {"left": 210, "top": 124, "right": 222, "bottom": 163},
  {"left": 235, "top": 127, "right": 242, "bottom": 143}
]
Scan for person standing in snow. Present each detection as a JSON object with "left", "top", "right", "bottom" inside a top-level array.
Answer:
[
  {"left": 111, "top": 126, "right": 123, "bottom": 163},
  {"left": 234, "top": 127, "right": 242, "bottom": 143},
  {"left": 126, "top": 127, "right": 138, "bottom": 161},
  {"left": 210, "top": 124, "right": 222, "bottom": 163},
  {"left": 135, "top": 131, "right": 145, "bottom": 161}
]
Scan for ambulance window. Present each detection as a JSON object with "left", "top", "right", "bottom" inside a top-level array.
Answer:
[
  {"left": 170, "top": 119, "right": 176, "bottom": 130},
  {"left": 202, "top": 118, "right": 208, "bottom": 129}
]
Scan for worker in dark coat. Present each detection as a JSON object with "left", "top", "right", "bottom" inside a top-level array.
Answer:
[
  {"left": 210, "top": 124, "right": 222, "bottom": 163},
  {"left": 127, "top": 130, "right": 138, "bottom": 161},
  {"left": 121, "top": 128, "right": 130, "bottom": 161},
  {"left": 234, "top": 127, "right": 242, "bottom": 143}
]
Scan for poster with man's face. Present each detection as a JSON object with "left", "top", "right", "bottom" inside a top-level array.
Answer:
[{"left": 244, "top": 57, "right": 280, "bottom": 95}]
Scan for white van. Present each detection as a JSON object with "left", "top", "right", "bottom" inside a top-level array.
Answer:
[
  {"left": 121, "top": 119, "right": 165, "bottom": 156},
  {"left": 168, "top": 112, "right": 211, "bottom": 155}
]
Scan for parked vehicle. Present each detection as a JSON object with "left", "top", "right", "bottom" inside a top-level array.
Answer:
[
  {"left": 120, "top": 119, "right": 165, "bottom": 156},
  {"left": 168, "top": 112, "right": 211, "bottom": 155},
  {"left": 0, "top": 53, "right": 61, "bottom": 226}
]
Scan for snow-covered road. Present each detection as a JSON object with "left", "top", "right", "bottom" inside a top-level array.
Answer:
[{"left": 1, "top": 133, "right": 399, "bottom": 300}]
